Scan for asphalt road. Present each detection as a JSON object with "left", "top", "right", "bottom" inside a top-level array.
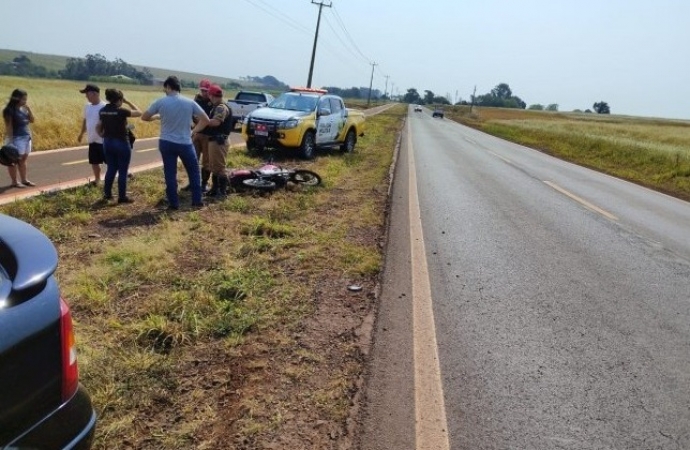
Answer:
[{"left": 361, "top": 106, "right": 690, "bottom": 449}]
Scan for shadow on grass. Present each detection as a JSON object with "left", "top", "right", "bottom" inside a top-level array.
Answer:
[{"left": 98, "top": 210, "right": 164, "bottom": 229}]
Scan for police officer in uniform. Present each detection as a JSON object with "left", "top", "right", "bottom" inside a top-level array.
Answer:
[
  {"left": 204, "top": 85, "right": 232, "bottom": 198},
  {"left": 183, "top": 79, "right": 214, "bottom": 192}
]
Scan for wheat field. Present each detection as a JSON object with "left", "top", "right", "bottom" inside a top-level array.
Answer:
[{"left": 0, "top": 76, "right": 200, "bottom": 151}]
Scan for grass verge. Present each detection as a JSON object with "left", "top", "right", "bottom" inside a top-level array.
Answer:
[
  {"left": 446, "top": 106, "right": 690, "bottom": 201},
  {"left": 0, "top": 104, "right": 406, "bottom": 449}
]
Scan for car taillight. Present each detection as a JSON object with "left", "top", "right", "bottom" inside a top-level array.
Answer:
[{"left": 60, "top": 298, "right": 80, "bottom": 402}]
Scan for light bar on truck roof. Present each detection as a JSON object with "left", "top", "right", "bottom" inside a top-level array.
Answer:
[{"left": 289, "top": 87, "right": 328, "bottom": 94}]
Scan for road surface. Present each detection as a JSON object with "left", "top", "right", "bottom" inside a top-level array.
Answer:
[{"left": 360, "top": 106, "right": 690, "bottom": 450}]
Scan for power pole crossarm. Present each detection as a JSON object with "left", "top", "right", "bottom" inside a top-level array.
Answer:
[{"left": 307, "top": 0, "right": 332, "bottom": 88}]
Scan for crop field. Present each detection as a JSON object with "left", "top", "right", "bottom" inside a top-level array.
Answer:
[
  {"left": 0, "top": 76, "right": 175, "bottom": 150},
  {"left": 446, "top": 106, "right": 690, "bottom": 200}
]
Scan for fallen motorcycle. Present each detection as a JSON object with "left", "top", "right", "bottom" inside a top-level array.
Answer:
[{"left": 228, "top": 163, "right": 322, "bottom": 192}]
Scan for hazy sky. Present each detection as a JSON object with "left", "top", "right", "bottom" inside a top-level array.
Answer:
[{"left": 1, "top": 0, "right": 688, "bottom": 119}]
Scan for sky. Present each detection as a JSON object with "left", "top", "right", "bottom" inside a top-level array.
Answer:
[{"left": 1, "top": 0, "right": 689, "bottom": 119}]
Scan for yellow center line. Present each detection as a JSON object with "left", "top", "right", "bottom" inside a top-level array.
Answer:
[
  {"left": 544, "top": 180, "right": 618, "bottom": 221},
  {"left": 408, "top": 120, "right": 451, "bottom": 450}
]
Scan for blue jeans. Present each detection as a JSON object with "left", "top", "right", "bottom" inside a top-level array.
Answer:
[
  {"left": 159, "top": 139, "right": 202, "bottom": 208},
  {"left": 103, "top": 137, "right": 131, "bottom": 200}
]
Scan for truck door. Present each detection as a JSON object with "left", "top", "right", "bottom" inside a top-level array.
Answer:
[
  {"left": 315, "top": 96, "right": 337, "bottom": 145},
  {"left": 329, "top": 98, "right": 347, "bottom": 141}
]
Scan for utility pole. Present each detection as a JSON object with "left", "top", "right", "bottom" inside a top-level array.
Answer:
[
  {"left": 307, "top": 0, "right": 332, "bottom": 88},
  {"left": 383, "top": 75, "right": 390, "bottom": 100},
  {"left": 366, "top": 62, "right": 377, "bottom": 106},
  {"left": 469, "top": 85, "right": 477, "bottom": 113}
]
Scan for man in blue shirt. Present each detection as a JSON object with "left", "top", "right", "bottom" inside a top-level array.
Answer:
[{"left": 142, "top": 76, "right": 210, "bottom": 210}]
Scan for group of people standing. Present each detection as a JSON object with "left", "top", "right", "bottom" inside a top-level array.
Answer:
[{"left": 2, "top": 75, "right": 232, "bottom": 210}]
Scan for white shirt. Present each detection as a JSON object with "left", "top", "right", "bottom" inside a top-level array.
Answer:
[{"left": 84, "top": 101, "right": 106, "bottom": 144}]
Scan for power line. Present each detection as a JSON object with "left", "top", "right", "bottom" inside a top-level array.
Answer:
[
  {"left": 241, "top": 0, "right": 310, "bottom": 34},
  {"left": 322, "top": 15, "right": 370, "bottom": 66},
  {"left": 331, "top": 5, "right": 371, "bottom": 64}
]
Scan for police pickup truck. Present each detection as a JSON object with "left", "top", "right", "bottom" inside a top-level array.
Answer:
[
  {"left": 241, "top": 87, "right": 365, "bottom": 159},
  {"left": 227, "top": 90, "right": 274, "bottom": 130}
]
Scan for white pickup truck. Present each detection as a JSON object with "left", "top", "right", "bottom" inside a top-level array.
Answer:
[{"left": 226, "top": 91, "right": 275, "bottom": 130}]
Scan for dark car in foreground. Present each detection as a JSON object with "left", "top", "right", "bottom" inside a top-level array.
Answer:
[
  {"left": 0, "top": 213, "right": 96, "bottom": 449},
  {"left": 432, "top": 107, "right": 444, "bottom": 118}
]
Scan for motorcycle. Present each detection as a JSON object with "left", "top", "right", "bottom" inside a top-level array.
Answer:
[{"left": 228, "top": 163, "right": 322, "bottom": 192}]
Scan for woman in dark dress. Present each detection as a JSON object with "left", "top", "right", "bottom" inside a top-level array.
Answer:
[
  {"left": 96, "top": 89, "right": 141, "bottom": 203},
  {"left": 2, "top": 88, "right": 35, "bottom": 188}
]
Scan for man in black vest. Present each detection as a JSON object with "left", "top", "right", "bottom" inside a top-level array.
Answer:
[
  {"left": 182, "top": 79, "right": 214, "bottom": 192},
  {"left": 205, "top": 84, "right": 232, "bottom": 198}
]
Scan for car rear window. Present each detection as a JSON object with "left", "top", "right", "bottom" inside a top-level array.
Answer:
[{"left": 236, "top": 93, "right": 266, "bottom": 102}]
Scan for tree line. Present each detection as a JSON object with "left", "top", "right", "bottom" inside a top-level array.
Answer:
[{"left": 402, "top": 82, "right": 611, "bottom": 114}]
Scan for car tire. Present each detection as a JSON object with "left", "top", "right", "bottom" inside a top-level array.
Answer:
[
  {"left": 340, "top": 129, "right": 356, "bottom": 153},
  {"left": 299, "top": 131, "right": 316, "bottom": 160}
]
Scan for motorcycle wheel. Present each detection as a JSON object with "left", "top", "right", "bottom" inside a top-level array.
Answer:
[
  {"left": 243, "top": 178, "right": 277, "bottom": 191},
  {"left": 289, "top": 170, "right": 321, "bottom": 187}
]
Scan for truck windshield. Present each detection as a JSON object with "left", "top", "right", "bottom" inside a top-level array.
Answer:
[{"left": 270, "top": 93, "right": 319, "bottom": 112}]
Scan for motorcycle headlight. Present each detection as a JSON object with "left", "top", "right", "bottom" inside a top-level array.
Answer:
[{"left": 280, "top": 118, "right": 301, "bottom": 129}]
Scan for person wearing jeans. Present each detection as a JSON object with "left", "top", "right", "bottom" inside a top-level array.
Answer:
[
  {"left": 96, "top": 89, "right": 142, "bottom": 203},
  {"left": 141, "top": 76, "right": 210, "bottom": 210}
]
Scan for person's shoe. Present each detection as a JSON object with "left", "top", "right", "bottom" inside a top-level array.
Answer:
[
  {"left": 88, "top": 180, "right": 99, "bottom": 187},
  {"left": 166, "top": 205, "right": 179, "bottom": 211},
  {"left": 21, "top": 180, "right": 36, "bottom": 187},
  {"left": 103, "top": 195, "right": 114, "bottom": 201},
  {"left": 191, "top": 202, "right": 204, "bottom": 209},
  {"left": 11, "top": 183, "right": 26, "bottom": 189},
  {"left": 117, "top": 197, "right": 134, "bottom": 204}
]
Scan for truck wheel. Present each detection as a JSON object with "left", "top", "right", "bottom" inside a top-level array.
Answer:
[
  {"left": 299, "top": 131, "right": 316, "bottom": 160},
  {"left": 340, "top": 129, "right": 356, "bottom": 153}
]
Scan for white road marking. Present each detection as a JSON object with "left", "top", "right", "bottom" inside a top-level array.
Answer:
[
  {"left": 63, "top": 159, "right": 89, "bottom": 165},
  {"left": 408, "top": 120, "right": 451, "bottom": 450},
  {"left": 487, "top": 150, "right": 512, "bottom": 164},
  {"left": 544, "top": 180, "right": 619, "bottom": 221}
]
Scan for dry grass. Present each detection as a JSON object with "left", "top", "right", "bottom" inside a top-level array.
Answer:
[{"left": 1, "top": 103, "right": 406, "bottom": 449}]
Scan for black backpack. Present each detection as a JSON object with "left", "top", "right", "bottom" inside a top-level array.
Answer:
[{"left": 0, "top": 144, "right": 20, "bottom": 166}]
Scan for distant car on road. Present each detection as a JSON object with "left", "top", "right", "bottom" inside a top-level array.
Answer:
[
  {"left": 414, "top": 105, "right": 422, "bottom": 112},
  {"left": 432, "top": 107, "right": 444, "bottom": 119},
  {"left": 0, "top": 213, "right": 96, "bottom": 449}
]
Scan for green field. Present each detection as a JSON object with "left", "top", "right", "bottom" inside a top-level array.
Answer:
[{"left": 0, "top": 48, "right": 240, "bottom": 85}]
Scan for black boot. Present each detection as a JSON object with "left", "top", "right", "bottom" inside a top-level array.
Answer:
[
  {"left": 205, "top": 174, "right": 218, "bottom": 197},
  {"left": 201, "top": 169, "right": 211, "bottom": 193},
  {"left": 217, "top": 174, "right": 229, "bottom": 198}
]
